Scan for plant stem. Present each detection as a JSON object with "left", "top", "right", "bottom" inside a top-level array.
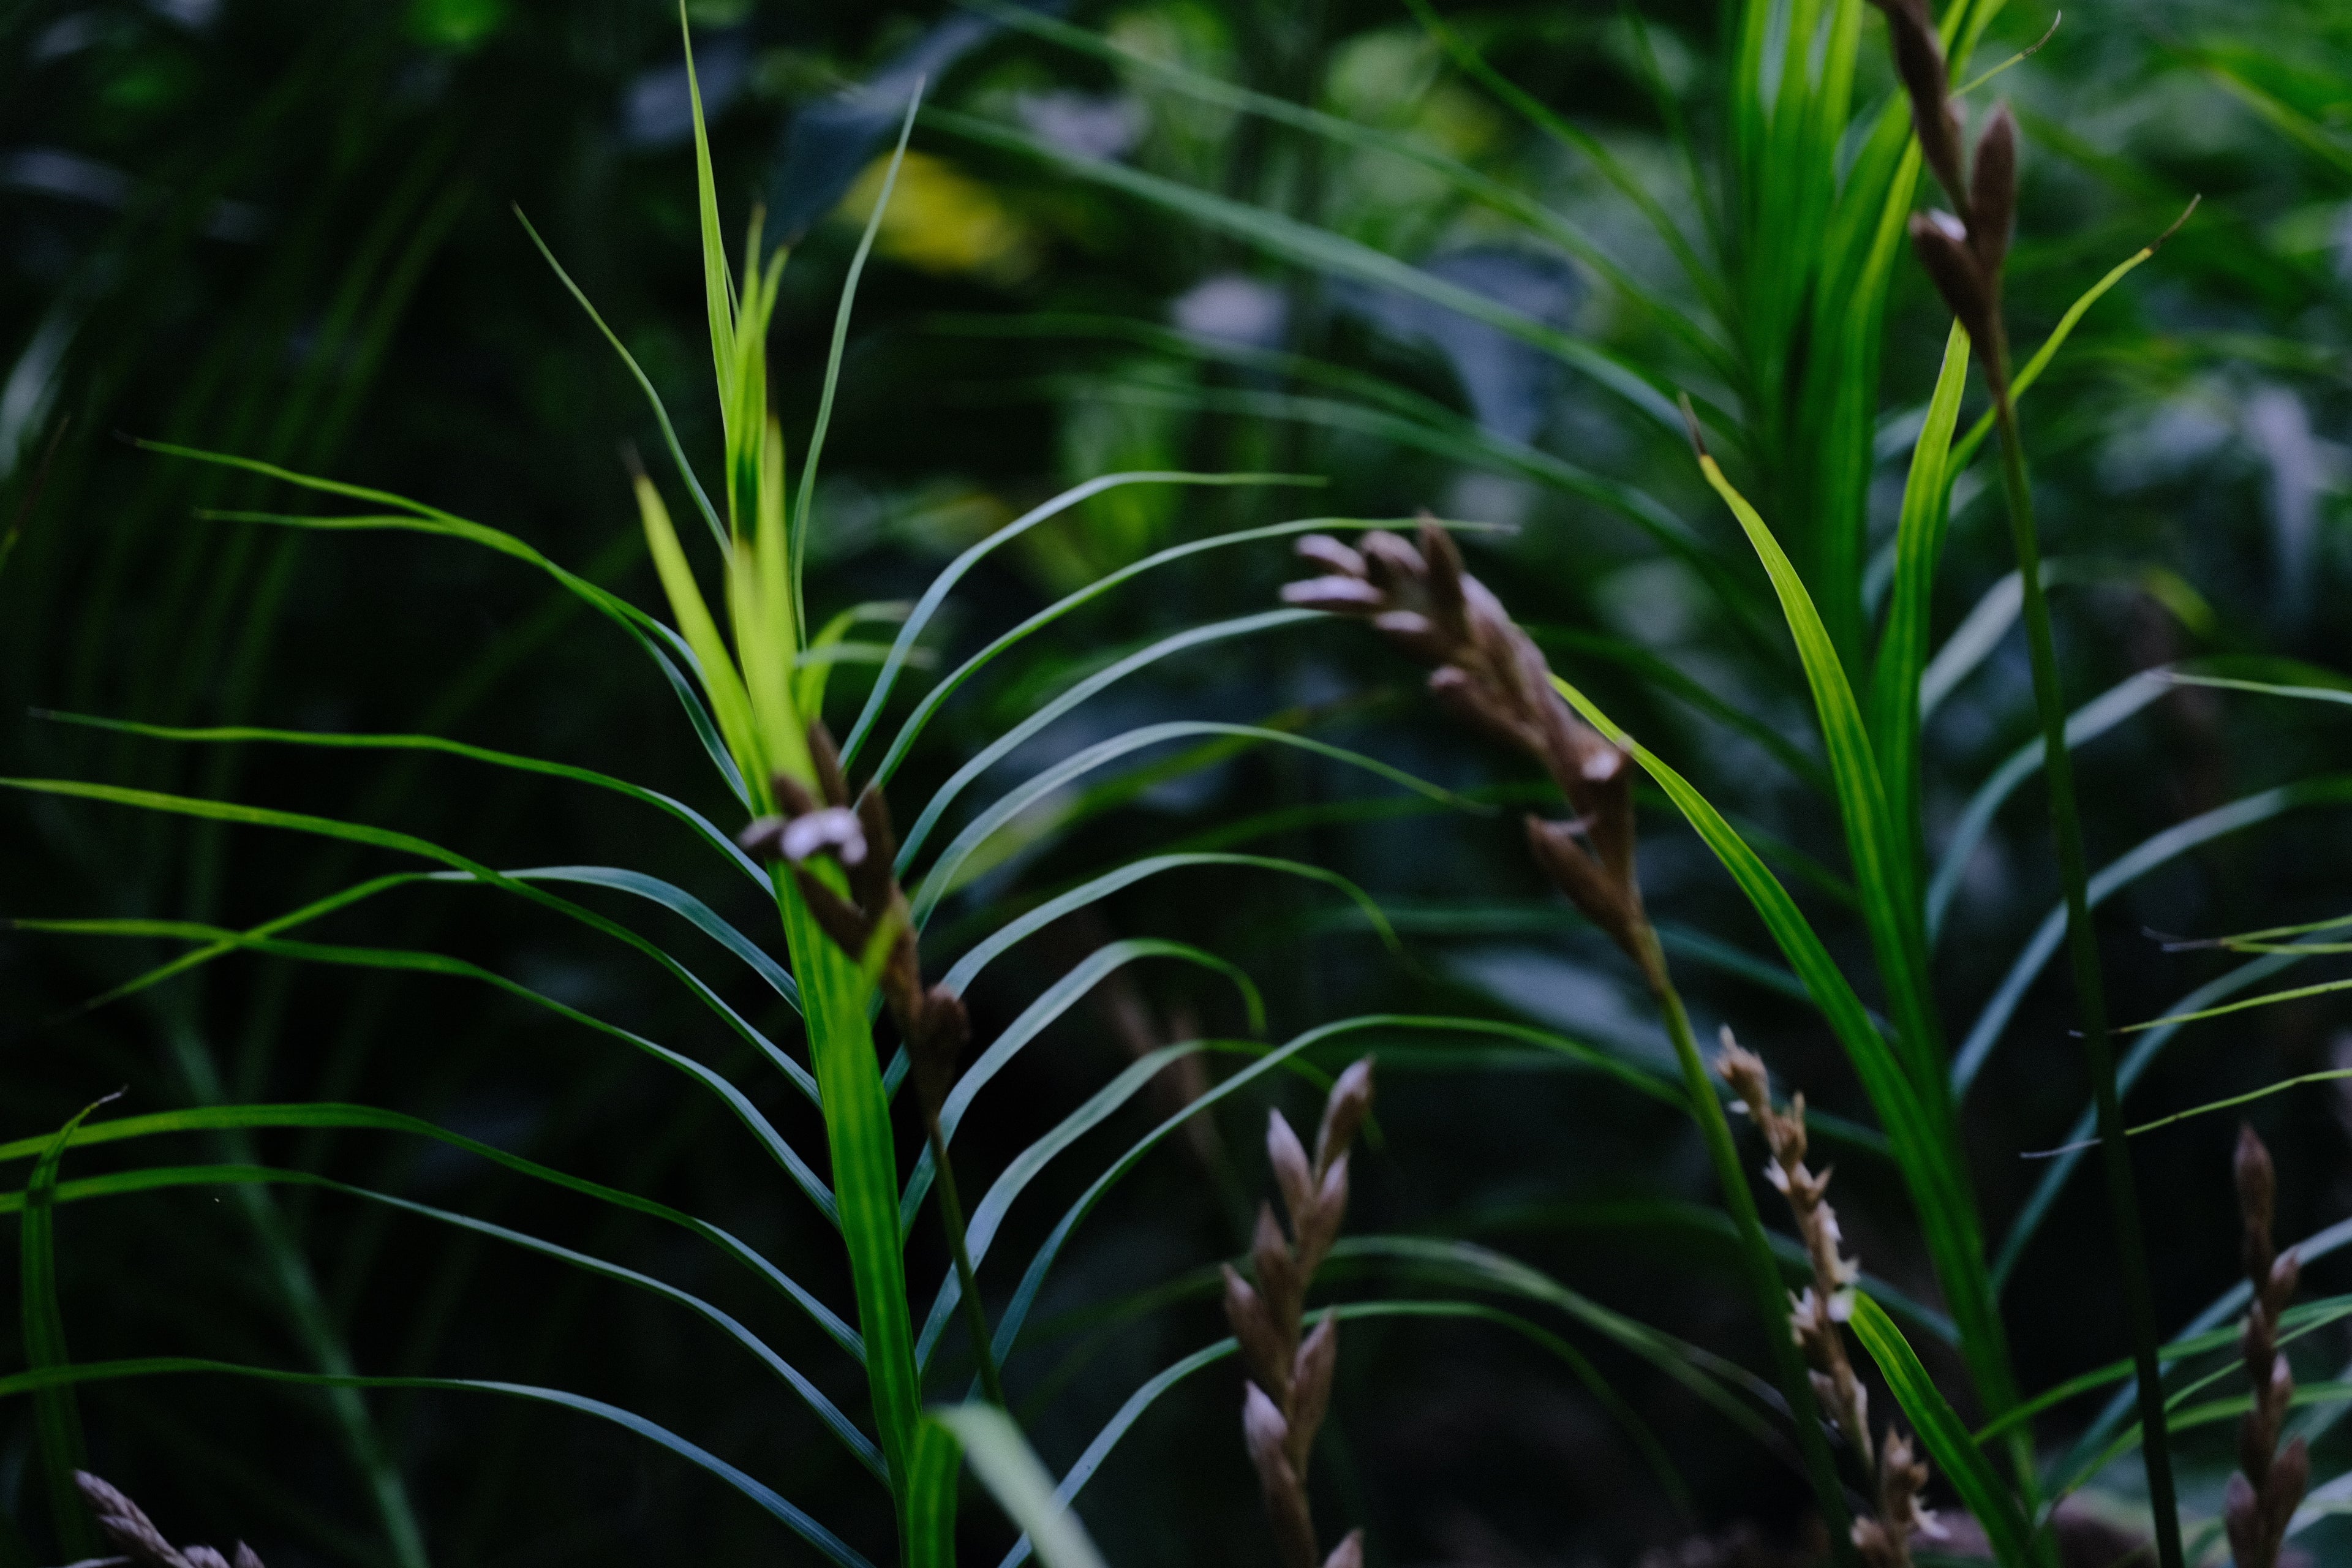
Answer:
[
  {"left": 927, "top": 1116, "right": 1008, "bottom": 1408},
  {"left": 1989, "top": 378, "right": 2184, "bottom": 1568},
  {"left": 1642, "top": 938, "right": 1859, "bottom": 1565}
]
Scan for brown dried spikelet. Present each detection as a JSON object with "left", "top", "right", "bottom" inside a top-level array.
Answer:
[
  {"left": 1864, "top": 0, "right": 2026, "bottom": 377},
  {"left": 1718, "top": 1036, "right": 1952, "bottom": 1566},
  {"left": 1863, "top": 0, "right": 1966, "bottom": 209},
  {"left": 72, "top": 1472, "right": 262, "bottom": 1568},
  {"left": 1223, "top": 1061, "right": 1376, "bottom": 1568},
  {"left": 1242, "top": 1382, "right": 1318, "bottom": 1568},
  {"left": 2227, "top": 1125, "right": 2307, "bottom": 1568},
  {"left": 1283, "top": 522, "right": 1651, "bottom": 979},
  {"left": 1967, "top": 105, "right": 2019, "bottom": 281},
  {"left": 737, "top": 720, "right": 971, "bottom": 1116}
]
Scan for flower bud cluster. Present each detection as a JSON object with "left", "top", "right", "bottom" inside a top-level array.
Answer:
[
  {"left": 75, "top": 1470, "right": 266, "bottom": 1568},
  {"left": 1716, "top": 1035, "right": 1940, "bottom": 1567},
  {"left": 1863, "top": 0, "right": 2019, "bottom": 373},
  {"left": 739, "top": 721, "right": 969, "bottom": 1116},
  {"left": 1282, "top": 521, "right": 1650, "bottom": 978},
  {"left": 2225, "top": 1125, "right": 2309, "bottom": 1568},
  {"left": 1221, "top": 1059, "right": 1374, "bottom": 1568}
]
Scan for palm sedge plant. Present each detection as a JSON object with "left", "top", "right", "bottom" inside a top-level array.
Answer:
[{"left": 0, "top": 12, "right": 1771, "bottom": 1567}]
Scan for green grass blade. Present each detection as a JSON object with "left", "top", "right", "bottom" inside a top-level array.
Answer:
[
  {"left": 15, "top": 918, "right": 836, "bottom": 1218},
  {"left": 896, "top": 609, "right": 1316, "bottom": 867},
  {"left": 31, "top": 712, "right": 766, "bottom": 883},
  {"left": 509, "top": 213, "right": 728, "bottom": 552},
  {"left": 0, "top": 1099, "right": 858, "bottom": 1355},
  {"left": 1978, "top": 1296, "right": 2352, "bottom": 1449},
  {"left": 905, "top": 720, "right": 1488, "bottom": 926},
  {"left": 1945, "top": 236, "right": 2177, "bottom": 478},
  {"left": 0, "top": 1360, "right": 875, "bottom": 1568},
  {"left": 919, "top": 105, "right": 1691, "bottom": 436},
  {"left": 1547, "top": 673, "right": 2018, "bottom": 1422},
  {"left": 1849, "top": 1295, "right": 2034, "bottom": 1566},
  {"left": 679, "top": 0, "right": 737, "bottom": 452},
  {"left": 775, "top": 877, "right": 923, "bottom": 1493},
  {"left": 1531, "top": 626, "right": 1827, "bottom": 794},
  {"left": 1927, "top": 671, "right": 2173, "bottom": 939},
  {"left": 936, "top": 853, "right": 1398, "bottom": 1001},
  {"left": 2059, "top": 1215, "right": 2352, "bottom": 1487},
  {"left": 179, "top": 496, "right": 748, "bottom": 801},
  {"left": 15, "top": 1163, "right": 882, "bottom": 1477},
  {"left": 933, "top": 1404, "right": 1108, "bottom": 1568},
  {"left": 902, "top": 1415, "right": 962, "bottom": 1568},
  {"left": 2192, "top": 54, "right": 2352, "bottom": 183},
  {"left": 967, "top": 0, "right": 1733, "bottom": 370},
  {"left": 635, "top": 474, "right": 766, "bottom": 791},
  {"left": 791, "top": 87, "right": 922, "bottom": 624},
  {"left": 1871, "top": 320, "right": 1973, "bottom": 900},
  {"left": 900, "top": 938, "right": 1262, "bottom": 1231},
  {"left": 2167, "top": 672, "right": 2352, "bottom": 710},
  {"left": 836, "top": 472, "right": 1319, "bottom": 769},
  {"left": 0, "top": 782, "right": 820, "bottom": 1102},
  {"left": 1400, "top": 0, "right": 1724, "bottom": 320},
  {"left": 21, "top": 1102, "right": 105, "bottom": 1561},
  {"left": 1951, "top": 775, "right": 2352, "bottom": 1093},
  {"left": 867, "top": 516, "right": 1499, "bottom": 791},
  {"left": 1688, "top": 435, "right": 1943, "bottom": 1102}
]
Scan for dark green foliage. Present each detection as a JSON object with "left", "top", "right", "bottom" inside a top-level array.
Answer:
[{"left": 5, "top": 1, "right": 2352, "bottom": 1566}]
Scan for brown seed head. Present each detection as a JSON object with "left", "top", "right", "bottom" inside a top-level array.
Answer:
[
  {"left": 2237, "top": 1122, "right": 2278, "bottom": 1282},
  {"left": 1252, "top": 1202, "right": 1304, "bottom": 1346},
  {"left": 1968, "top": 105, "right": 2019, "bottom": 282},
  {"left": 1868, "top": 0, "right": 1967, "bottom": 208},
  {"left": 1242, "top": 1381, "right": 1317, "bottom": 1568},
  {"left": 1267, "top": 1109, "right": 1316, "bottom": 1230},
  {"left": 1909, "top": 211, "right": 1996, "bottom": 352},
  {"left": 1287, "top": 1311, "right": 1340, "bottom": 1465},
  {"left": 1223, "top": 1263, "right": 1291, "bottom": 1401},
  {"left": 74, "top": 1473, "right": 197, "bottom": 1568},
  {"left": 1314, "top": 1058, "right": 1375, "bottom": 1173}
]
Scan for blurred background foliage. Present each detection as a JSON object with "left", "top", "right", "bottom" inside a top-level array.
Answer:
[{"left": 2, "top": 0, "right": 2351, "bottom": 1564}]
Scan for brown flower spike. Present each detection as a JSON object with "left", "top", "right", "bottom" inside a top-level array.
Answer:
[
  {"left": 1717, "top": 1036, "right": 1940, "bottom": 1567},
  {"left": 2225, "top": 1125, "right": 2308, "bottom": 1568},
  {"left": 70, "top": 1472, "right": 265, "bottom": 1568},
  {"left": 1281, "top": 522, "right": 1651, "bottom": 981},
  {"left": 739, "top": 720, "right": 971, "bottom": 1115},
  {"left": 1861, "top": 0, "right": 2019, "bottom": 375},
  {"left": 1223, "top": 1059, "right": 1374, "bottom": 1568}
]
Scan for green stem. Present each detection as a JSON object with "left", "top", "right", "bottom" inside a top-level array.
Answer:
[
  {"left": 925, "top": 1115, "right": 1008, "bottom": 1408},
  {"left": 1643, "top": 937, "right": 1859, "bottom": 1564},
  {"left": 1990, "top": 375, "right": 2184, "bottom": 1568}
]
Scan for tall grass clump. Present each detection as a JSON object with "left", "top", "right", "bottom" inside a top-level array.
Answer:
[
  {"left": 0, "top": 12, "right": 1534, "bottom": 1564},
  {"left": 9, "top": 0, "right": 2352, "bottom": 1563}
]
